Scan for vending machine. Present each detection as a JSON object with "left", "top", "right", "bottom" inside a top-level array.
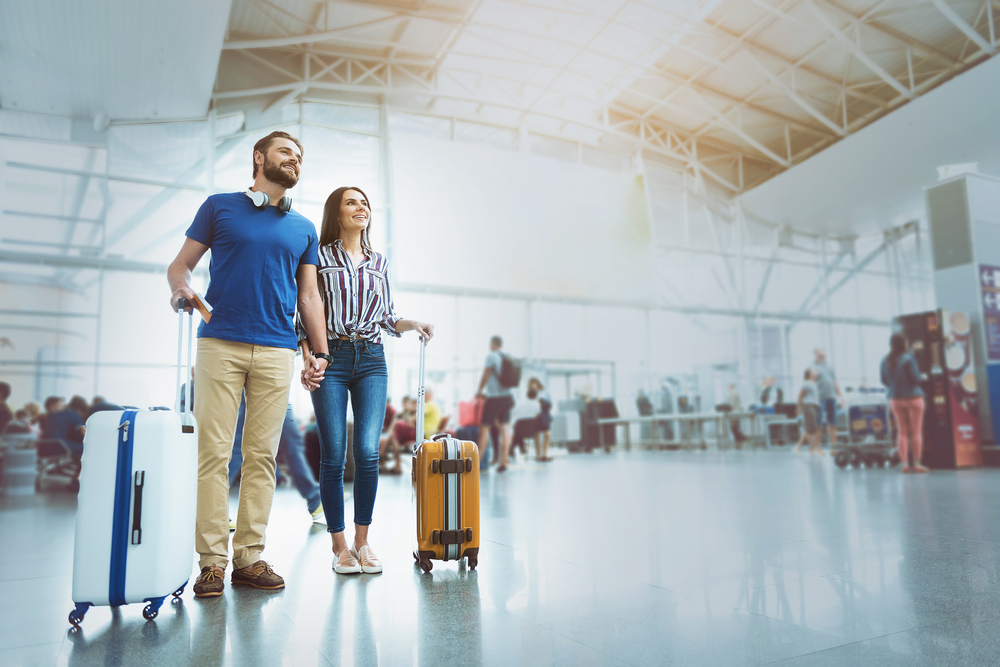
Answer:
[{"left": 893, "top": 310, "right": 983, "bottom": 468}]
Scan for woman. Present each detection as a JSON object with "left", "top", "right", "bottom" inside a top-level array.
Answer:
[
  {"left": 527, "top": 378, "right": 553, "bottom": 461},
  {"left": 299, "top": 186, "right": 434, "bottom": 574},
  {"left": 796, "top": 369, "right": 822, "bottom": 455},
  {"left": 881, "top": 332, "right": 927, "bottom": 473}
]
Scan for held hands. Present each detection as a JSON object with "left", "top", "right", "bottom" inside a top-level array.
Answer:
[{"left": 300, "top": 355, "right": 328, "bottom": 392}]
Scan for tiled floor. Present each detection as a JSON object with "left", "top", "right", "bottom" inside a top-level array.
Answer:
[{"left": 4, "top": 448, "right": 1000, "bottom": 666}]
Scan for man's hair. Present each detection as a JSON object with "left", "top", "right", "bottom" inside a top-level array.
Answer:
[
  {"left": 44, "top": 395, "right": 63, "bottom": 411},
  {"left": 490, "top": 336, "right": 503, "bottom": 348},
  {"left": 0, "top": 382, "right": 9, "bottom": 401},
  {"left": 14, "top": 409, "right": 27, "bottom": 420},
  {"left": 252, "top": 131, "right": 303, "bottom": 178},
  {"left": 92, "top": 396, "right": 105, "bottom": 405}
]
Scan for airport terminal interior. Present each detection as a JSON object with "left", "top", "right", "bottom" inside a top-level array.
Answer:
[{"left": 2, "top": 0, "right": 1000, "bottom": 665}]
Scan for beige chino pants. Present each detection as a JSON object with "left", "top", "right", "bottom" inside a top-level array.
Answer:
[{"left": 194, "top": 337, "right": 294, "bottom": 570}]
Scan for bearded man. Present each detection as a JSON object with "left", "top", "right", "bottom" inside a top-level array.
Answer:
[{"left": 167, "top": 131, "right": 330, "bottom": 598}]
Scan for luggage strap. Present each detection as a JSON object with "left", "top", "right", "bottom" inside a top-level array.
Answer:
[
  {"left": 433, "top": 458, "right": 473, "bottom": 474},
  {"left": 432, "top": 528, "right": 473, "bottom": 545}
]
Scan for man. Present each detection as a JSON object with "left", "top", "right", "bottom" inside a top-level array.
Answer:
[
  {"left": 0, "top": 382, "right": 12, "bottom": 434},
  {"left": 812, "top": 348, "right": 845, "bottom": 448},
  {"left": 422, "top": 388, "right": 442, "bottom": 441},
  {"left": 725, "top": 383, "right": 747, "bottom": 445},
  {"left": 476, "top": 336, "right": 515, "bottom": 473},
  {"left": 167, "top": 131, "right": 330, "bottom": 599}
]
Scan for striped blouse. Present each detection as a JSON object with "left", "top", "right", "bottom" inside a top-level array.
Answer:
[{"left": 296, "top": 240, "right": 402, "bottom": 345}]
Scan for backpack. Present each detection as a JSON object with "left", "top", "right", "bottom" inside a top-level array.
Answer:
[{"left": 497, "top": 353, "right": 521, "bottom": 388}]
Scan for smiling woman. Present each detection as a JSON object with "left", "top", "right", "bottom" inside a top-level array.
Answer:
[{"left": 296, "top": 184, "right": 434, "bottom": 576}]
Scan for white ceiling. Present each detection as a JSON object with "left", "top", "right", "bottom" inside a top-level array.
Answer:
[
  {"left": 737, "top": 54, "right": 1000, "bottom": 236},
  {"left": 0, "top": 0, "right": 233, "bottom": 120},
  {"left": 213, "top": 0, "right": 1000, "bottom": 193}
]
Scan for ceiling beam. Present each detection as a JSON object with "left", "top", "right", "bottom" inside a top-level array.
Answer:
[
  {"left": 744, "top": 50, "right": 846, "bottom": 136},
  {"left": 931, "top": 0, "right": 998, "bottom": 55},
  {"left": 215, "top": 79, "right": 745, "bottom": 190},
  {"left": 803, "top": 0, "right": 915, "bottom": 99},
  {"left": 224, "top": 14, "right": 408, "bottom": 49}
]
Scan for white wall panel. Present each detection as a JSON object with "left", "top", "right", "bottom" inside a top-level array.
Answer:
[{"left": 390, "top": 133, "right": 653, "bottom": 302}]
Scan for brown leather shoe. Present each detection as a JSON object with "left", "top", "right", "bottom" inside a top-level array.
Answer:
[
  {"left": 231, "top": 560, "right": 285, "bottom": 590},
  {"left": 193, "top": 565, "right": 225, "bottom": 598}
]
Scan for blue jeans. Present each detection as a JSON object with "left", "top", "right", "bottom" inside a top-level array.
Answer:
[{"left": 311, "top": 340, "right": 387, "bottom": 534}]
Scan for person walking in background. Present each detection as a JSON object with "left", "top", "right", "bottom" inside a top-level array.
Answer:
[
  {"left": 527, "top": 377, "right": 553, "bottom": 462},
  {"left": 796, "top": 369, "right": 823, "bottom": 455},
  {"left": 298, "top": 186, "right": 434, "bottom": 575},
  {"left": 881, "top": 333, "right": 928, "bottom": 473},
  {"left": 812, "top": 348, "right": 844, "bottom": 447},
  {"left": 477, "top": 336, "right": 515, "bottom": 473},
  {"left": 168, "top": 130, "right": 330, "bottom": 598}
]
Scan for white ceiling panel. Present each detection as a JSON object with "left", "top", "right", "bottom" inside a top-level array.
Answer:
[{"left": 0, "top": 0, "right": 233, "bottom": 120}]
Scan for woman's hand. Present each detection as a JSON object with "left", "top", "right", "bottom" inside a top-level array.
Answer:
[
  {"left": 300, "top": 355, "right": 328, "bottom": 392},
  {"left": 397, "top": 319, "right": 435, "bottom": 342}
]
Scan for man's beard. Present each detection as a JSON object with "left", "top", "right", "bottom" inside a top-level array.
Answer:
[{"left": 262, "top": 156, "right": 299, "bottom": 188}]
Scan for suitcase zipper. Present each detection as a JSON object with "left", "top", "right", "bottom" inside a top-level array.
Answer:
[{"left": 110, "top": 410, "right": 138, "bottom": 607}]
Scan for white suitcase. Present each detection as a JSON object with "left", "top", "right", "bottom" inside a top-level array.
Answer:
[{"left": 69, "top": 300, "right": 199, "bottom": 628}]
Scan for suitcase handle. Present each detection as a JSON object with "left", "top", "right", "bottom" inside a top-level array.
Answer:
[
  {"left": 131, "top": 470, "right": 145, "bottom": 545},
  {"left": 175, "top": 299, "right": 194, "bottom": 420},
  {"left": 413, "top": 336, "right": 427, "bottom": 453}
]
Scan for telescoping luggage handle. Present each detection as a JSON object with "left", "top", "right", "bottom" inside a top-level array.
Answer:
[
  {"left": 414, "top": 336, "right": 427, "bottom": 453},
  {"left": 175, "top": 298, "right": 195, "bottom": 430}
]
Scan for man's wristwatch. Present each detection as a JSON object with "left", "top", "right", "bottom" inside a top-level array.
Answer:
[{"left": 313, "top": 352, "right": 334, "bottom": 367}]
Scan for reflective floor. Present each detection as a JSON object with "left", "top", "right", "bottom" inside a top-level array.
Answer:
[{"left": 4, "top": 448, "right": 1000, "bottom": 666}]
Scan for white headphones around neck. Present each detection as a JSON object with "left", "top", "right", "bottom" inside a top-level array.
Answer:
[{"left": 244, "top": 188, "right": 292, "bottom": 213}]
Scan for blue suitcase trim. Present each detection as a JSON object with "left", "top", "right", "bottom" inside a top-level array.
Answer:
[{"left": 109, "top": 410, "right": 138, "bottom": 607}]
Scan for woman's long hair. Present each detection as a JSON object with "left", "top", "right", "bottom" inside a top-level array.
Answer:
[
  {"left": 888, "top": 332, "right": 907, "bottom": 371},
  {"left": 319, "top": 186, "right": 373, "bottom": 252}
]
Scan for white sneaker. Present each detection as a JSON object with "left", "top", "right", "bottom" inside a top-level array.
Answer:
[
  {"left": 333, "top": 548, "right": 362, "bottom": 574},
  {"left": 352, "top": 544, "right": 383, "bottom": 574}
]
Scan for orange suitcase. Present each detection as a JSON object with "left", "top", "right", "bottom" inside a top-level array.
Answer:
[{"left": 411, "top": 338, "right": 480, "bottom": 572}]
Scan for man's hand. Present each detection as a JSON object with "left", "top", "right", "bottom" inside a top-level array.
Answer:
[
  {"left": 171, "top": 286, "right": 197, "bottom": 313},
  {"left": 300, "top": 356, "right": 328, "bottom": 392}
]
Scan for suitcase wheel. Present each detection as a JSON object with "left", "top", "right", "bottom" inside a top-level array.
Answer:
[
  {"left": 143, "top": 604, "right": 158, "bottom": 621},
  {"left": 68, "top": 605, "right": 89, "bottom": 629},
  {"left": 467, "top": 557, "right": 478, "bottom": 571},
  {"left": 172, "top": 582, "right": 186, "bottom": 599},
  {"left": 413, "top": 552, "right": 433, "bottom": 573}
]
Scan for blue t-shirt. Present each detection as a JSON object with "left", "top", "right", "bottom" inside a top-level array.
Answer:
[{"left": 186, "top": 192, "right": 319, "bottom": 350}]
